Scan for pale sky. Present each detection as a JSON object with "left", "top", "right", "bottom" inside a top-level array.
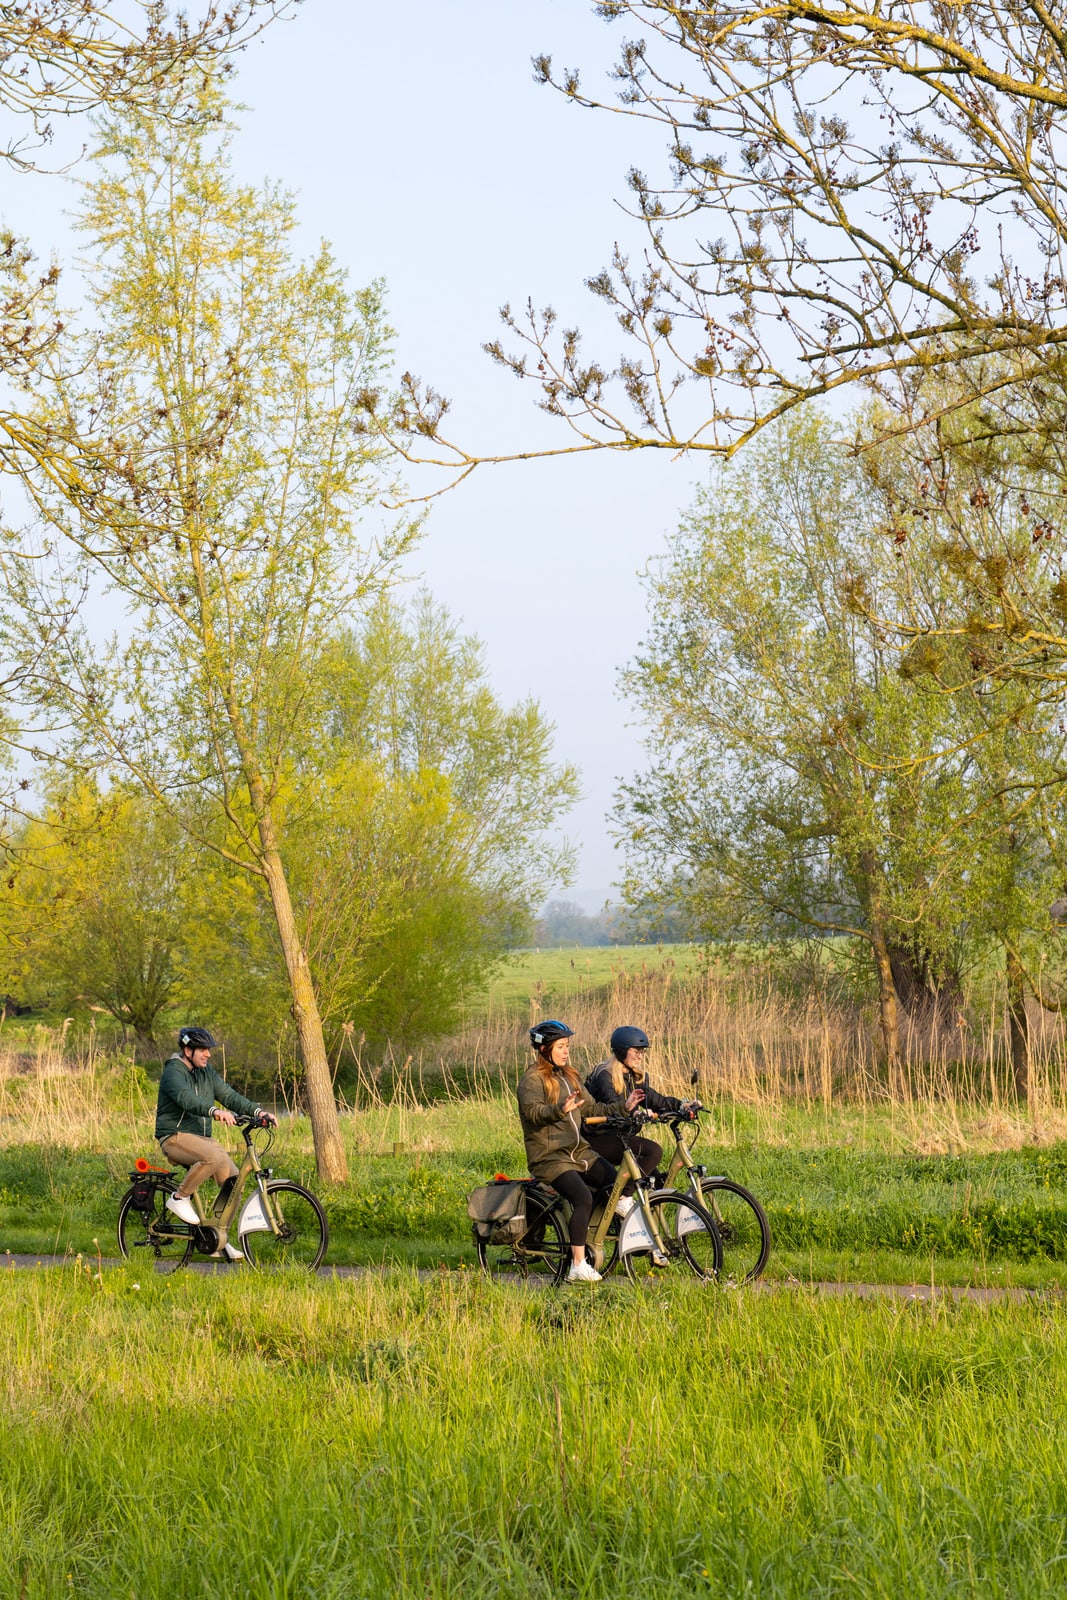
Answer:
[{"left": 4, "top": 0, "right": 706, "bottom": 908}]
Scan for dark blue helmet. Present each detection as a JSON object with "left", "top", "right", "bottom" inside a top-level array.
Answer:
[
  {"left": 610, "top": 1025, "right": 649, "bottom": 1061},
  {"left": 529, "top": 1019, "right": 574, "bottom": 1051},
  {"left": 179, "top": 1026, "right": 217, "bottom": 1052}
]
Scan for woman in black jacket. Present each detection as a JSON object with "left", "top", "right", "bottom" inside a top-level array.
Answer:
[{"left": 583, "top": 1025, "right": 693, "bottom": 1183}]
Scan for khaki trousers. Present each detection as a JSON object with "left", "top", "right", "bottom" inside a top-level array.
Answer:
[{"left": 160, "top": 1131, "right": 238, "bottom": 1200}]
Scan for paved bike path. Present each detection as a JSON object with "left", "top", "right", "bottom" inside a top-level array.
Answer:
[{"left": 1, "top": 1254, "right": 1052, "bottom": 1303}]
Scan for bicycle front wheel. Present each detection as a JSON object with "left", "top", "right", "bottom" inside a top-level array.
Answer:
[
  {"left": 620, "top": 1192, "right": 722, "bottom": 1283},
  {"left": 240, "top": 1181, "right": 328, "bottom": 1270},
  {"left": 476, "top": 1200, "right": 569, "bottom": 1284},
  {"left": 699, "top": 1179, "right": 771, "bottom": 1283},
  {"left": 117, "top": 1187, "right": 193, "bottom": 1275}
]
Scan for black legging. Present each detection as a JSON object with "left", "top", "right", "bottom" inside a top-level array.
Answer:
[
  {"left": 584, "top": 1131, "right": 663, "bottom": 1187},
  {"left": 550, "top": 1157, "right": 617, "bottom": 1247}
]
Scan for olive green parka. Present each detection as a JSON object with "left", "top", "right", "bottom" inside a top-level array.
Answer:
[{"left": 516, "top": 1062, "right": 621, "bottom": 1182}]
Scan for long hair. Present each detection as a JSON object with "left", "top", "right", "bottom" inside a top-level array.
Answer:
[
  {"left": 607, "top": 1059, "right": 627, "bottom": 1097},
  {"left": 535, "top": 1050, "right": 580, "bottom": 1103}
]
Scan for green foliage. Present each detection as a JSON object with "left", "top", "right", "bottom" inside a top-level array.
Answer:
[
  {"left": 184, "top": 592, "right": 578, "bottom": 1072},
  {"left": 0, "top": 783, "right": 192, "bottom": 1043},
  {"left": 619, "top": 412, "right": 1067, "bottom": 1037}
]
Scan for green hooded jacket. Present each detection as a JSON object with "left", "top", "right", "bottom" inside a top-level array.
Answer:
[
  {"left": 154, "top": 1054, "right": 261, "bottom": 1143},
  {"left": 516, "top": 1063, "right": 621, "bottom": 1182}
]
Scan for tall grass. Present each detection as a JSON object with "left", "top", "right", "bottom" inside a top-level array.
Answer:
[
  {"left": 402, "top": 960, "right": 1067, "bottom": 1145},
  {"left": 3, "top": 1266, "right": 1067, "bottom": 1598},
  {"left": 5, "top": 950, "right": 1067, "bottom": 1156}
]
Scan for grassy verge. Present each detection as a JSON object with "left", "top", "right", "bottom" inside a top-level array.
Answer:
[{"left": 4, "top": 1265, "right": 1067, "bottom": 1598}]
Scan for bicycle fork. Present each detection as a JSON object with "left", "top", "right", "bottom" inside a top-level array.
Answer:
[{"left": 616, "top": 1152, "right": 671, "bottom": 1261}]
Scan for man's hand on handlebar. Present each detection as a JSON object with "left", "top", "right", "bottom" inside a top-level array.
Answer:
[
  {"left": 256, "top": 1110, "right": 278, "bottom": 1128},
  {"left": 214, "top": 1107, "right": 238, "bottom": 1126}
]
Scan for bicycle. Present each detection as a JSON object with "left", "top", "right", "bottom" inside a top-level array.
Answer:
[
  {"left": 117, "top": 1113, "right": 328, "bottom": 1273},
  {"left": 652, "top": 1104, "right": 771, "bottom": 1283},
  {"left": 474, "top": 1177, "right": 572, "bottom": 1283},
  {"left": 476, "top": 1113, "right": 722, "bottom": 1284}
]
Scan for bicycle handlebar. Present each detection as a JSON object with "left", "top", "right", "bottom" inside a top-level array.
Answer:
[
  {"left": 235, "top": 1111, "right": 276, "bottom": 1133},
  {"left": 586, "top": 1102, "right": 707, "bottom": 1135}
]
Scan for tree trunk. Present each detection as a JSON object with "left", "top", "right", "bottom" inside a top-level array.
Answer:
[
  {"left": 1006, "top": 947, "right": 1030, "bottom": 1104},
  {"left": 887, "top": 939, "right": 964, "bottom": 1030},
  {"left": 257, "top": 815, "right": 348, "bottom": 1183},
  {"left": 869, "top": 919, "right": 902, "bottom": 1093},
  {"left": 858, "top": 851, "right": 902, "bottom": 1090}
]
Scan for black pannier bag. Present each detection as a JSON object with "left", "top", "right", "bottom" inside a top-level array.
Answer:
[
  {"left": 467, "top": 1178, "right": 529, "bottom": 1244},
  {"left": 128, "top": 1173, "right": 158, "bottom": 1212}
]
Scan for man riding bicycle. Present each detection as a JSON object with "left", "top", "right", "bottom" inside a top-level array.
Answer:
[{"left": 155, "top": 1026, "right": 276, "bottom": 1259}]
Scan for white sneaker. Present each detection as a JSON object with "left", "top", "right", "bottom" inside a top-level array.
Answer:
[
  {"left": 166, "top": 1193, "right": 198, "bottom": 1225},
  {"left": 223, "top": 1241, "right": 245, "bottom": 1262},
  {"left": 650, "top": 1249, "right": 669, "bottom": 1268},
  {"left": 566, "top": 1259, "right": 602, "bottom": 1284},
  {"left": 615, "top": 1194, "right": 636, "bottom": 1218}
]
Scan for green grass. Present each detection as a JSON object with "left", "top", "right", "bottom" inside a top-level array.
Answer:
[
  {"left": 7, "top": 1098, "right": 1067, "bottom": 1287},
  {"left": 4, "top": 1265, "right": 1067, "bottom": 1597},
  {"left": 476, "top": 942, "right": 702, "bottom": 1015}
]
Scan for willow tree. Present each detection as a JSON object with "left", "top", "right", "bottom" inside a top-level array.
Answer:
[
  {"left": 13, "top": 96, "right": 417, "bottom": 1181},
  {"left": 381, "top": 1, "right": 1067, "bottom": 495},
  {"left": 0, "top": 1, "right": 295, "bottom": 481},
  {"left": 618, "top": 411, "right": 1067, "bottom": 1080}
]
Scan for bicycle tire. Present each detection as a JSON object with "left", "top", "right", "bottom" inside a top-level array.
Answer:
[
  {"left": 620, "top": 1191, "right": 722, "bottom": 1283},
  {"left": 240, "top": 1180, "right": 328, "bottom": 1270},
  {"left": 698, "top": 1178, "right": 771, "bottom": 1283},
  {"left": 117, "top": 1186, "right": 193, "bottom": 1275},
  {"left": 476, "top": 1195, "right": 569, "bottom": 1284}
]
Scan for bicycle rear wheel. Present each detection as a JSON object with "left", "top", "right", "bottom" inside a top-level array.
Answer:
[
  {"left": 240, "top": 1181, "right": 328, "bottom": 1270},
  {"left": 620, "top": 1191, "right": 722, "bottom": 1283},
  {"left": 117, "top": 1186, "right": 193, "bottom": 1275},
  {"left": 699, "top": 1178, "right": 771, "bottom": 1283},
  {"left": 476, "top": 1196, "right": 569, "bottom": 1284}
]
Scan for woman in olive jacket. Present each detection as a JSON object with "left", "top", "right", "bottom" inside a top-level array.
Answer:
[{"left": 517, "top": 1018, "right": 641, "bottom": 1283}]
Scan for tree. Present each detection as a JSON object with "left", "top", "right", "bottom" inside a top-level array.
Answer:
[
  {"left": 321, "top": 593, "right": 579, "bottom": 1038},
  {"left": 190, "top": 593, "right": 579, "bottom": 1067},
  {"left": 378, "top": 2, "right": 1067, "bottom": 496},
  {"left": 0, "top": 2, "right": 293, "bottom": 171},
  {"left": 0, "top": 2, "right": 296, "bottom": 486},
  {"left": 617, "top": 411, "right": 1067, "bottom": 1077},
  {"left": 11, "top": 97, "right": 418, "bottom": 1181},
  {"left": 1, "top": 782, "right": 190, "bottom": 1048}
]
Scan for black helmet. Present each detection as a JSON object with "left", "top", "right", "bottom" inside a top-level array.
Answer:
[
  {"left": 611, "top": 1025, "right": 649, "bottom": 1061},
  {"left": 179, "top": 1026, "right": 217, "bottom": 1052},
  {"left": 529, "top": 1019, "right": 574, "bottom": 1051}
]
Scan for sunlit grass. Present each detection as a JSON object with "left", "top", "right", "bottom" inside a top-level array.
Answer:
[{"left": 4, "top": 1265, "right": 1067, "bottom": 1597}]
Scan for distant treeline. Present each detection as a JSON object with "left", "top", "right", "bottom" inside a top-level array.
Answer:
[{"left": 532, "top": 899, "right": 694, "bottom": 948}]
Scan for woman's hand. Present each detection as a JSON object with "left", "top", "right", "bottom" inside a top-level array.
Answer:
[
  {"left": 561, "top": 1090, "right": 582, "bottom": 1115},
  {"left": 625, "top": 1087, "right": 645, "bottom": 1112}
]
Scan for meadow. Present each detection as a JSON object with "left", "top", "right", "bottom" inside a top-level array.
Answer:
[
  {"left": 4, "top": 949, "right": 1067, "bottom": 1595},
  {"left": 5, "top": 1265, "right": 1067, "bottom": 1598}
]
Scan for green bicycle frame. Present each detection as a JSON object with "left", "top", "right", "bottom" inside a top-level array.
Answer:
[
  {"left": 152, "top": 1127, "right": 283, "bottom": 1252},
  {"left": 581, "top": 1121, "right": 669, "bottom": 1272},
  {"left": 662, "top": 1118, "right": 705, "bottom": 1197}
]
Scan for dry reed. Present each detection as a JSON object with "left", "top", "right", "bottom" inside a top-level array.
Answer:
[{"left": 3, "top": 963, "right": 1067, "bottom": 1157}]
